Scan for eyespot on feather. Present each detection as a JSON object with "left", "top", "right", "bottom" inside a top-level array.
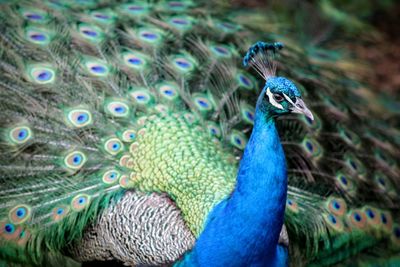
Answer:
[
  {"left": 379, "top": 211, "right": 393, "bottom": 233},
  {"left": 160, "top": 0, "right": 193, "bottom": 12},
  {"left": 64, "top": 151, "right": 87, "bottom": 170},
  {"left": 216, "top": 20, "right": 240, "bottom": 34},
  {"left": 71, "top": 194, "right": 90, "bottom": 212},
  {"left": 129, "top": 89, "right": 154, "bottom": 106},
  {"left": 347, "top": 209, "right": 367, "bottom": 230},
  {"left": 240, "top": 103, "right": 255, "bottom": 125},
  {"left": 210, "top": 44, "right": 232, "bottom": 58},
  {"left": 326, "top": 197, "right": 347, "bottom": 217},
  {"left": 301, "top": 112, "right": 321, "bottom": 131},
  {"left": 170, "top": 54, "right": 197, "bottom": 74},
  {"left": 8, "top": 125, "right": 32, "bottom": 145},
  {"left": 391, "top": 224, "right": 400, "bottom": 247},
  {"left": 104, "top": 138, "right": 124, "bottom": 155},
  {"left": 66, "top": 108, "right": 93, "bottom": 128},
  {"left": 167, "top": 15, "right": 194, "bottom": 31},
  {"left": 121, "top": 129, "right": 136, "bottom": 143},
  {"left": 27, "top": 64, "right": 56, "bottom": 84},
  {"left": 83, "top": 59, "right": 110, "bottom": 77},
  {"left": 301, "top": 137, "right": 322, "bottom": 160},
  {"left": 90, "top": 10, "right": 115, "bottom": 24},
  {"left": 105, "top": 101, "right": 130, "bottom": 118},
  {"left": 51, "top": 205, "right": 70, "bottom": 222},
  {"left": 337, "top": 125, "right": 361, "bottom": 148},
  {"left": 193, "top": 95, "right": 213, "bottom": 112},
  {"left": 229, "top": 130, "right": 247, "bottom": 150},
  {"left": 0, "top": 222, "right": 21, "bottom": 240},
  {"left": 373, "top": 172, "right": 393, "bottom": 192},
  {"left": 122, "top": 50, "right": 150, "bottom": 71},
  {"left": 156, "top": 82, "right": 180, "bottom": 101},
  {"left": 78, "top": 24, "right": 104, "bottom": 43},
  {"left": 334, "top": 172, "right": 356, "bottom": 195},
  {"left": 137, "top": 28, "right": 163, "bottom": 45},
  {"left": 324, "top": 213, "right": 344, "bottom": 232},
  {"left": 102, "top": 170, "right": 120, "bottom": 185},
  {"left": 20, "top": 8, "right": 48, "bottom": 23},
  {"left": 362, "top": 206, "right": 380, "bottom": 227},
  {"left": 120, "top": 3, "right": 150, "bottom": 17},
  {"left": 173, "top": 58, "right": 193, "bottom": 70},
  {"left": 8, "top": 205, "right": 31, "bottom": 225},
  {"left": 206, "top": 121, "right": 221, "bottom": 138},
  {"left": 25, "top": 27, "right": 52, "bottom": 45},
  {"left": 344, "top": 154, "right": 366, "bottom": 177},
  {"left": 236, "top": 72, "right": 255, "bottom": 90}
]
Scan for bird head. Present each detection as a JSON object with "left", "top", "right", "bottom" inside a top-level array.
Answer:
[
  {"left": 258, "top": 77, "right": 313, "bottom": 121},
  {"left": 243, "top": 41, "right": 313, "bottom": 121}
]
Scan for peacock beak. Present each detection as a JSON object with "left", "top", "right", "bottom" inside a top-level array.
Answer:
[{"left": 290, "top": 97, "right": 314, "bottom": 121}]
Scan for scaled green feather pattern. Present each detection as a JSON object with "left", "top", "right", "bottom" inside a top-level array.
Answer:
[{"left": 128, "top": 114, "right": 237, "bottom": 236}]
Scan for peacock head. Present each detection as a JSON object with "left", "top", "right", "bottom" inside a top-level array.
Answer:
[
  {"left": 257, "top": 76, "right": 313, "bottom": 121},
  {"left": 243, "top": 41, "right": 313, "bottom": 121}
]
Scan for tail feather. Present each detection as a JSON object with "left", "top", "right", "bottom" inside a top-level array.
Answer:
[{"left": 0, "top": 0, "right": 399, "bottom": 266}]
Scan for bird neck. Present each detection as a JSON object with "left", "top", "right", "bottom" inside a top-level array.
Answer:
[{"left": 176, "top": 109, "right": 288, "bottom": 266}]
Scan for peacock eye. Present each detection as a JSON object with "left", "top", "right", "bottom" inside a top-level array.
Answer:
[{"left": 273, "top": 94, "right": 284, "bottom": 102}]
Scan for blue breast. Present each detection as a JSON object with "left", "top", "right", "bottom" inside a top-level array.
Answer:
[{"left": 176, "top": 110, "right": 288, "bottom": 266}]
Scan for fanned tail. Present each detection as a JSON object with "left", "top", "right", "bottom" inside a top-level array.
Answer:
[
  {"left": 0, "top": 0, "right": 261, "bottom": 264},
  {"left": 0, "top": 1, "right": 399, "bottom": 266}
]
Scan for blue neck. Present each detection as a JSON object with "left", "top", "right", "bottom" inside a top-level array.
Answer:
[{"left": 176, "top": 108, "right": 288, "bottom": 266}]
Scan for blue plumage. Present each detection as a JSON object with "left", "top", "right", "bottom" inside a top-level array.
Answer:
[{"left": 176, "top": 58, "right": 313, "bottom": 266}]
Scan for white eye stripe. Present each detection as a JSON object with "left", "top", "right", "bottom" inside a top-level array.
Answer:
[
  {"left": 266, "top": 88, "right": 284, "bottom": 110},
  {"left": 283, "top": 93, "right": 295, "bottom": 106}
]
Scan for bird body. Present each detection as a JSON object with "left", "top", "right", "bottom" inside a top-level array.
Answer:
[
  {"left": 0, "top": 1, "right": 400, "bottom": 267},
  {"left": 177, "top": 83, "right": 292, "bottom": 266}
]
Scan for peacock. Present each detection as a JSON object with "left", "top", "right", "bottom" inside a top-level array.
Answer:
[{"left": 0, "top": 1, "right": 399, "bottom": 266}]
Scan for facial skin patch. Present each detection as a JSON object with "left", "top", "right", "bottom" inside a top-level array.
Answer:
[{"left": 266, "top": 87, "right": 284, "bottom": 110}]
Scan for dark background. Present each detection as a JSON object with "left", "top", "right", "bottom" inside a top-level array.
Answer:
[{"left": 229, "top": 0, "right": 400, "bottom": 95}]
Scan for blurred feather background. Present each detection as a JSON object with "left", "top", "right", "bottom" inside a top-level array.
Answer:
[{"left": 227, "top": 0, "right": 400, "bottom": 96}]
